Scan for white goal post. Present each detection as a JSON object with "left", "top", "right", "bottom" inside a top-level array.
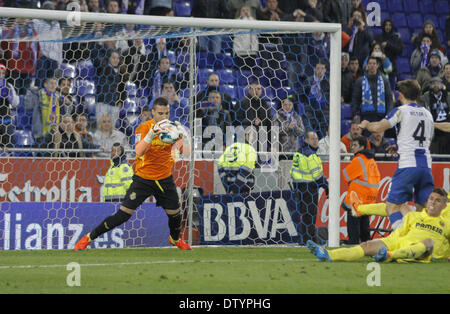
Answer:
[{"left": 0, "top": 7, "right": 342, "bottom": 248}]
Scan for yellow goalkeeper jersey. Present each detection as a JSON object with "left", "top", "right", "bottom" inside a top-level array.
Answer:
[{"left": 386, "top": 210, "right": 450, "bottom": 260}]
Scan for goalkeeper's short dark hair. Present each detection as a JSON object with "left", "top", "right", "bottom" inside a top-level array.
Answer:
[{"left": 152, "top": 97, "right": 169, "bottom": 108}]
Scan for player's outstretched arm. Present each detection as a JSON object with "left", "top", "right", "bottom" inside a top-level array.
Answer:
[
  {"left": 435, "top": 122, "right": 450, "bottom": 132},
  {"left": 359, "top": 119, "right": 391, "bottom": 133}
]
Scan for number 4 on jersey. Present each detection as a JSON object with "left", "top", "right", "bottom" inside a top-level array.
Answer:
[{"left": 413, "top": 120, "right": 426, "bottom": 147}]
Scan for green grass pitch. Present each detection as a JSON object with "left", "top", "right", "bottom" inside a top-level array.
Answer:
[{"left": 0, "top": 246, "right": 448, "bottom": 294}]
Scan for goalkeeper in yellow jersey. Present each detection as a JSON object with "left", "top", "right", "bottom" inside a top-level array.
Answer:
[{"left": 307, "top": 188, "right": 449, "bottom": 262}]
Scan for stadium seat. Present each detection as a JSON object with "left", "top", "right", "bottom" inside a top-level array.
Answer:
[
  {"left": 396, "top": 57, "right": 411, "bottom": 75},
  {"left": 197, "top": 68, "right": 214, "bottom": 84},
  {"left": 177, "top": 50, "right": 190, "bottom": 69},
  {"left": 122, "top": 98, "right": 139, "bottom": 112},
  {"left": 407, "top": 14, "right": 423, "bottom": 29},
  {"left": 273, "top": 87, "right": 289, "bottom": 101},
  {"left": 167, "top": 50, "right": 176, "bottom": 65},
  {"left": 419, "top": 0, "right": 435, "bottom": 14},
  {"left": 59, "top": 63, "right": 76, "bottom": 79},
  {"left": 397, "top": 27, "right": 411, "bottom": 42},
  {"left": 435, "top": 0, "right": 449, "bottom": 15},
  {"left": 217, "top": 68, "right": 235, "bottom": 85},
  {"left": 391, "top": 13, "right": 407, "bottom": 28},
  {"left": 402, "top": 0, "right": 419, "bottom": 13},
  {"left": 14, "top": 129, "right": 34, "bottom": 157},
  {"left": 385, "top": 138, "right": 396, "bottom": 146},
  {"left": 214, "top": 52, "right": 233, "bottom": 69},
  {"left": 220, "top": 84, "right": 236, "bottom": 99},
  {"left": 82, "top": 94, "right": 97, "bottom": 120},
  {"left": 341, "top": 103, "right": 353, "bottom": 120},
  {"left": 439, "top": 16, "right": 447, "bottom": 30},
  {"left": 236, "top": 86, "right": 246, "bottom": 100},
  {"left": 15, "top": 131, "right": 33, "bottom": 146},
  {"left": 76, "top": 60, "right": 96, "bottom": 80},
  {"left": 125, "top": 81, "right": 137, "bottom": 97},
  {"left": 296, "top": 102, "right": 304, "bottom": 116},
  {"left": 388, "top": 0, "right": 403, "bottom": 12},
  {"left": 174, "top": 0, "right": 191, "bottom": 17},
  {"left": 377, "top": 0, "right": 387, "bottom": 11},
  {"left": 341, "top": 119, "right": 352, "bottom": 136},
  {"left": 76, "top": 80, "right": 96, "bottom": 97},
  {"left": 197, "top": 52, "right": 215, "bottom": 69}
]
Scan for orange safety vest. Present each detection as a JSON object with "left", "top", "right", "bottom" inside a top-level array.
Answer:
[{"left": 343, "top": 152, "right": 380, "bottom": 207}]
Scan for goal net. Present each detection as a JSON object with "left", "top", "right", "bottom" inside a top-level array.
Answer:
[{"left": 0, "top": 8, "right": 342, "bottom": 250}]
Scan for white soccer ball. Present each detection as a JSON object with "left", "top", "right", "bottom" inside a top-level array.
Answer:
[{"left": 159, "top": 121, "right": 180, "bottom": 144}]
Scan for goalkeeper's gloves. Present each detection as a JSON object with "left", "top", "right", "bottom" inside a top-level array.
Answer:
[
  {"left": 174, "top": 121, "right": 189, "bottom": 139},
  {"left": 143, "top": 119, "right": 170, "bottom": 143}
]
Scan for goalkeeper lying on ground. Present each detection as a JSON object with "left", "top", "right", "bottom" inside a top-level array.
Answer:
[{"left": 307, "top": 188, "right": 450, "bottom": 262}]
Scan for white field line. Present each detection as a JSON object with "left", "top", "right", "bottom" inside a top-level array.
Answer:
[{"left": 0, "top": 257, "right": 311, "bottom": 270}]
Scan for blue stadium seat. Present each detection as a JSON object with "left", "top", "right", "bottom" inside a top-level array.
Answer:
[
  {"left": 397, "top": 27, "right": 411, "bottom": 42},
  {"left": 15, "top": 130, "right": 33, "bottom": 146},
  {"left": 122, "top": 99, "right": 140, "bottom": 115},
  {"left": 176, "top": 50, "right": 190, "bottom": 69},
  {"left": 174, "top": 0, "right": 191, "bottom": 17},
  {"left": 396, "top": 57, "right": 411, "bottom": 75},
  {"left": 264, "top": 87, "right": 275, "bottom": 100},
  {"left": 197, "top": 52, "right": 215, "bottom": 69},
  {"left": 439, "top": 16, "right": 447, "bottom": 30},
  {"left": 14, "top": 129, "right": 34, "bottom": 156},
  {"left": 407, "top": 13, "right": 423, "bottom": 29},
  {"left": 82, "top": 94, "right": 97, "bottom": 120},
  {"left": 435, "top": 0, "right": 449, "bottom": 15},
  {"left": 377, "top": 0, "right": 387, "bottom": 11},
  {"left": 341, "top": 103, "right": 353, "bottom": 120},
  {"left": 385, "top": 138, "right": 396, "bottom": 146},
  {"left": 125, "top": 81, "right": 137, "bottom": 98},
  {"left": 296, "top": 102, "right": 304, "bottom": 116},
  {"left": 214, "top": 52, "right": 233, "bottom": 69},
  {"left": 197, "top": 68, "right": 214, "bottom": 84},
  {"left": 274, "top": 87, "right": 290, "bottom": 101},
  {"left": 341, "top": 119, "right": 352, "bottom": 136},
  {"left": 76, "top": 60, "right": 96, "bottom": 80},
  {"left": 217, "top": 69, "right": 235, "bottom": 85},
  {"left": 220, "top": 84, "right": 236, "bottom": 99},
  {"left": 59, "top": 63, "right": 76, "bottom": 79},
  {"left": 76, "top": 80, "right": 96, "bottom": 97},
  {"left": 419, "top": 0, "right": 435, "bottom": 14},
  {"left": 388, "top": 0, "right": 403, "bottom": 12},
  {"left": 403, "top": 0, "right": 419, "bottom": 13},
  {"left": 391, "top": 13, "right": 407, "bottom": 28},
  {"left": 236, "top": 86, "right": 246, "bottom": 100},
  {"left": 167, "top": 50, "right": 176, "bottom": 65}
]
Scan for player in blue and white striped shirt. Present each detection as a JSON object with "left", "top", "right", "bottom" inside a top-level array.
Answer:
[{"left": 354, "top": 80, "right": 435, "bottom": 229}]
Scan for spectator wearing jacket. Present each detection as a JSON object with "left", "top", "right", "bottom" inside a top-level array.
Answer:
[
  {"left": 342, "top": 136, "right": 381, "bottom": 244},
  {"left": 352, "top": 56, "right": 393, "bottom": 124}
]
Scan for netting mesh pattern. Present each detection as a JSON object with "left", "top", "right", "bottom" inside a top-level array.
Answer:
[{"left": 0, "top": 17, "right": 332, "bottom": 248}]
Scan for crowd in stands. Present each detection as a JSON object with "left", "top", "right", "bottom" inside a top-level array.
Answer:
[{"left": 0, "top": 0, "right": 449, "bottom": 160}]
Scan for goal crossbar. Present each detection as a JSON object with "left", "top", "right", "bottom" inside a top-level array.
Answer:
[{"left": 0, "top": 7, "right": 342, "bottom": 248}]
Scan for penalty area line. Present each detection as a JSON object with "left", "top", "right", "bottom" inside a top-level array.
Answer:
[{"left": 0, "top": 257, "right": 311, "bottom": 270}]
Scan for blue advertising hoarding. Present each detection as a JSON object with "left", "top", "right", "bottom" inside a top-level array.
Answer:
[
  {"left": 0, "top": 202, "right": 169, "bottom": 250},
  {"left": 197, "top": 190, "right": 303, "bottom": 245}
]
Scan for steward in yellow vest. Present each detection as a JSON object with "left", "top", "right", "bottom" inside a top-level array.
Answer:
[
  {"left": 103, "top": 143, "right": 133, "bottom": 202},
  {"left": 218, "top": 140, "right": 257, "bottom": 194},
  {"left": 290, "top": 131, "right": 329, "bottom": 244}
]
